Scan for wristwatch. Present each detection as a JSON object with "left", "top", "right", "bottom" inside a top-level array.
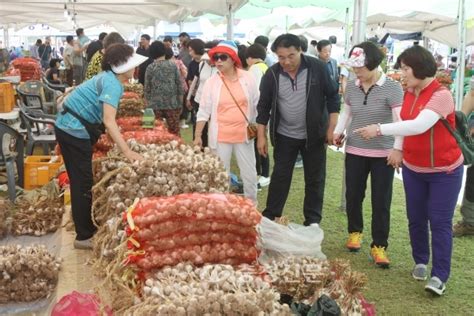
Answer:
[{"left": 376, "top": 123, "right": 382, "bottom": 136}]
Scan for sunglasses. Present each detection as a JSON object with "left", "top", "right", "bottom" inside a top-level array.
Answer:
[{"left": 212, "top": 54, "right": 229, "bottom": 62}]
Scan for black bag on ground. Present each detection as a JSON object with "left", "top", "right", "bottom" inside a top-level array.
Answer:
[{"left": 290, "top": 294, "right": 341, "bottom": 316}]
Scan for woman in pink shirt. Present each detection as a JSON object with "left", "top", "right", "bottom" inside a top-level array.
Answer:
[
  {"left": 356, "top": 45, "right": 463, "bottom": 296},
  {"left": 194, "top": 41, "right": 259, "bottom": 203}
]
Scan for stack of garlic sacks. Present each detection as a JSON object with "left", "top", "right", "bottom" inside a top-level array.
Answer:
[
  {"left": 91, "top": 83, "right": 293, "bottom": 314},
  {"left": 92, "top": 84, "right": 369, "bottom": 315}
]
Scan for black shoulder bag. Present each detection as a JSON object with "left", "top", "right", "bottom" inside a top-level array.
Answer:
[{"left": 441, "top": 111, "right": 474, "bottom": 166}]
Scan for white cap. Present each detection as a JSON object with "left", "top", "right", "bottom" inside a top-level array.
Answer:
[{"left": 111, "top": 53, "right": 148, "bottom": 74}]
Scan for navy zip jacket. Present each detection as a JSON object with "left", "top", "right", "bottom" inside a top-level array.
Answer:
[{"left": 256, "top": 54, "right": 340, "bottom": 149}]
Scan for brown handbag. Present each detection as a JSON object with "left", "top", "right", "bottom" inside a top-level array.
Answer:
[{"left": 220, "top": 75, "right": 257, "bottom": 140}]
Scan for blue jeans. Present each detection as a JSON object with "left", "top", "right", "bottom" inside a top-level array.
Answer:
[{"left": 403, "top": 165, "right": 463, "bottom": 282}]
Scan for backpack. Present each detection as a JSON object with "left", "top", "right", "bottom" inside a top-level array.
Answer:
[{"left": 441, "top": 111, "right": 474, "bottom": 165}]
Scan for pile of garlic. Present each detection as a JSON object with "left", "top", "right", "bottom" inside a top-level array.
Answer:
[
  {"left": 127, "top": 263, "right": 291, "bottom": 315},
  {"left": 265, "top": 257, "right": 368, "bottom": 315},
  {"left": 117, "top": 98, "right": 145, "bottom": 118},
  {"left": 11, "top": 202, "right": 64, "bottom": 236},
  {"left": 0, "top": 245, "right": 61, "bottom": 303},
  {"left": 123, "top": 83, "right": 144, "bottom": 97},
  {"left": 92, "top": 216, "right": 125, "bottom": 261},
  {"left": 264, "top": 256, "right": 332, "bottom": 302},
  {"left": 92, "top": 140, "right": 229, "bottom": 226}
]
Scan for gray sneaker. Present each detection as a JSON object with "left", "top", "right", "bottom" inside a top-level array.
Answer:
[
  {"left": 73, "top": 237, "right": 93, "bottom": 250},
  {"left": 425, "top": 276, "right": 446, "bottom": 296},
  {"left": 412, "top": 264, "right": 428, "bottom": 281}
]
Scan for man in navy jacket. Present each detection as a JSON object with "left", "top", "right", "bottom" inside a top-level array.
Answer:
[{"left": 256, "top": 33, "right": 340, "bottom": 226}]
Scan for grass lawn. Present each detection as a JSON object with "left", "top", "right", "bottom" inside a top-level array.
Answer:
[{"left": 180, "top": 127, "right": 474, "bottom": 315}]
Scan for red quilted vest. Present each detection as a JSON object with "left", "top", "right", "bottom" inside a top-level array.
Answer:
[{"left": 400, "top": 79, "right": 461, "bottom": 167}]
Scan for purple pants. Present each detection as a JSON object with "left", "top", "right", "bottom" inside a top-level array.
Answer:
[{"left": 402, "top": 165, "right": 463, "bottom": 282}]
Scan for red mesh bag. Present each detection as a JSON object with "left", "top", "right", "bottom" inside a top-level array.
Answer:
[{"left": 51, "top": 291, "right": 113, "bottom": 316}]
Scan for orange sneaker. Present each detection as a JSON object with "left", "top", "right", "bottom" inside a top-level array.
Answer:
[
  {"left": 346, "top": 232, "right": 362, "bottom": 252},
  {"left": 371, "top": 246, "right": 390, "bottom": 268}
]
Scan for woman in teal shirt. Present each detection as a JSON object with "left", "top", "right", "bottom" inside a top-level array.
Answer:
[{"left": 55, "top": 43, "right": 147, "bottom": 249}]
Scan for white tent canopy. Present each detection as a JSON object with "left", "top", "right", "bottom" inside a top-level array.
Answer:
[
  {"left": 0, "top": 0, "right": 247, "bottom": 32},
  {"left": 366, "top": 11, "right": 474, "bottom": 47}
]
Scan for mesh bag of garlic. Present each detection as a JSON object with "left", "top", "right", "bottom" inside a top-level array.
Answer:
[
  {"left": 121, "top": 91, "right": 140, "bottom": 100},
  {"left": 91, "top": 140, "right": 229, "bottom": 226},
  {"left": 93, "top": 125, "right": 181, "bottom": 154},
  {"left": 123, "top": 193, "right": 261, "bottom": 270},
  {"left": 115, "top": 116, "right": 164, "bottom": 132}
]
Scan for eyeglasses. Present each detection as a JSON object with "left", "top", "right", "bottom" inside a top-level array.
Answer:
[{"left": 212, "top": 54, "right": 229, "bottom": 62}]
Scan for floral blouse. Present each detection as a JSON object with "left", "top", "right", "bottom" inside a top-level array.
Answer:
[{"left": 144, "top": 59, "right": 184, "bottom": 110}]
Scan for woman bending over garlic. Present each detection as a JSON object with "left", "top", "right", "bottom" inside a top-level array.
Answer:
[
  {"left": 194, "top": 41, "right": 259, "bottom": 203},
  {"left": 55, "top": 43, "right": 147, "bottom": 249}
]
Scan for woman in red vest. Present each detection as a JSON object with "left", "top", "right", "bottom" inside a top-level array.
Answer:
[{"left": 355, "top": 45, "right": 463, "bottom": 296}]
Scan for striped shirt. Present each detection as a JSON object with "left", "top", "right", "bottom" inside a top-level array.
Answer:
[
  {"left": 344, "top": 73, "right": 403, "bottom": 157},
  {"left": 277, "top": 69, "right": 308, "bottom": 139}
]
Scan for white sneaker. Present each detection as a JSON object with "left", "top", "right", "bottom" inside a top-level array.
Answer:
[
  {"left": 425, "top": 276, "right": 446, "bottom": 296},
  {"left": 258, "top": 176, "right": 270, "bottom": 187},
  {"left": 73, "top": 237, "right": 93, "bottom": 250}
]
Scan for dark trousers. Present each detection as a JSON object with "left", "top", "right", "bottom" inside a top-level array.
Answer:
[
  {"left": 65, "top": 69, "right": 73, "bottom": 87},
  {"left": 345, "top": 153, "right": 394, "bottom": 248},
  {"left": 464, "top": 165, "right": 474, "bottom": 202},
  {"left": 55, "top": 127, "right": 96, "bottom": 240},
  {"left": 262, "top": 133, "right": 326, "bottom": 225},
  {"left": 181, "top": 93, "right": 190, "bottom": 121},
  {"left": 461, "top": 166, "right": 474, "bottom": 225},
  {"left": 73, "top": 65, "right": 83, "bottom": 85},
  {"left": 254, "top": 140, "right": 270, "bottom": 177},
  {"left": 403, "top": 165, "right": 463, "bottom": 282},
  {"left": 191, "top": 101, "right": 208, "bottom": 148}
]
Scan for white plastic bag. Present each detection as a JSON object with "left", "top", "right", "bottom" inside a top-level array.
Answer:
[{"left": 257, "top": 217, "right": 326, "bottom": 263}]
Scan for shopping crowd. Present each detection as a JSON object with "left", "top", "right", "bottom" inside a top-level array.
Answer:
[{"left": 43, "top": 30, "right": 474, "bottom": 298}]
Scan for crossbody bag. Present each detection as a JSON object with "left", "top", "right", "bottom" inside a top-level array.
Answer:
[
  {"left": 60, "top": 77, "right": 106, "bottom": 145},
  {"left": 220, "top": 76, "right": 257, "bottom": 140}
]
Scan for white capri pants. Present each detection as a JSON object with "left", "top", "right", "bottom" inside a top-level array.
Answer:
[{"left": 213, "top": 141, "right": 258, "bottom": 204}]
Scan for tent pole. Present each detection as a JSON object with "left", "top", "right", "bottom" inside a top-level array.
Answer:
[
  {"left": 226, "top": 1, "right": 234, "bottom": 40},
  {"left": 178, "top": 20, "right": 184, "bottom": 33},
  {"left": 455, "top": 0, "right": 466, "bottom": 110},
  {"left": 423, "top": 36, "right": 429, "bottom": 48},
  {"left": 3, "top": 27, "right": 9, "bottom": 49},
  {"left": 344, "top": 7, "right": 350, "bottom": 59},
  {"left": 153, "top": 19, "right": 157, "bottom": 40},
  {"left": 352, "top": 0, "right": 368, "bottom": 45}
]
